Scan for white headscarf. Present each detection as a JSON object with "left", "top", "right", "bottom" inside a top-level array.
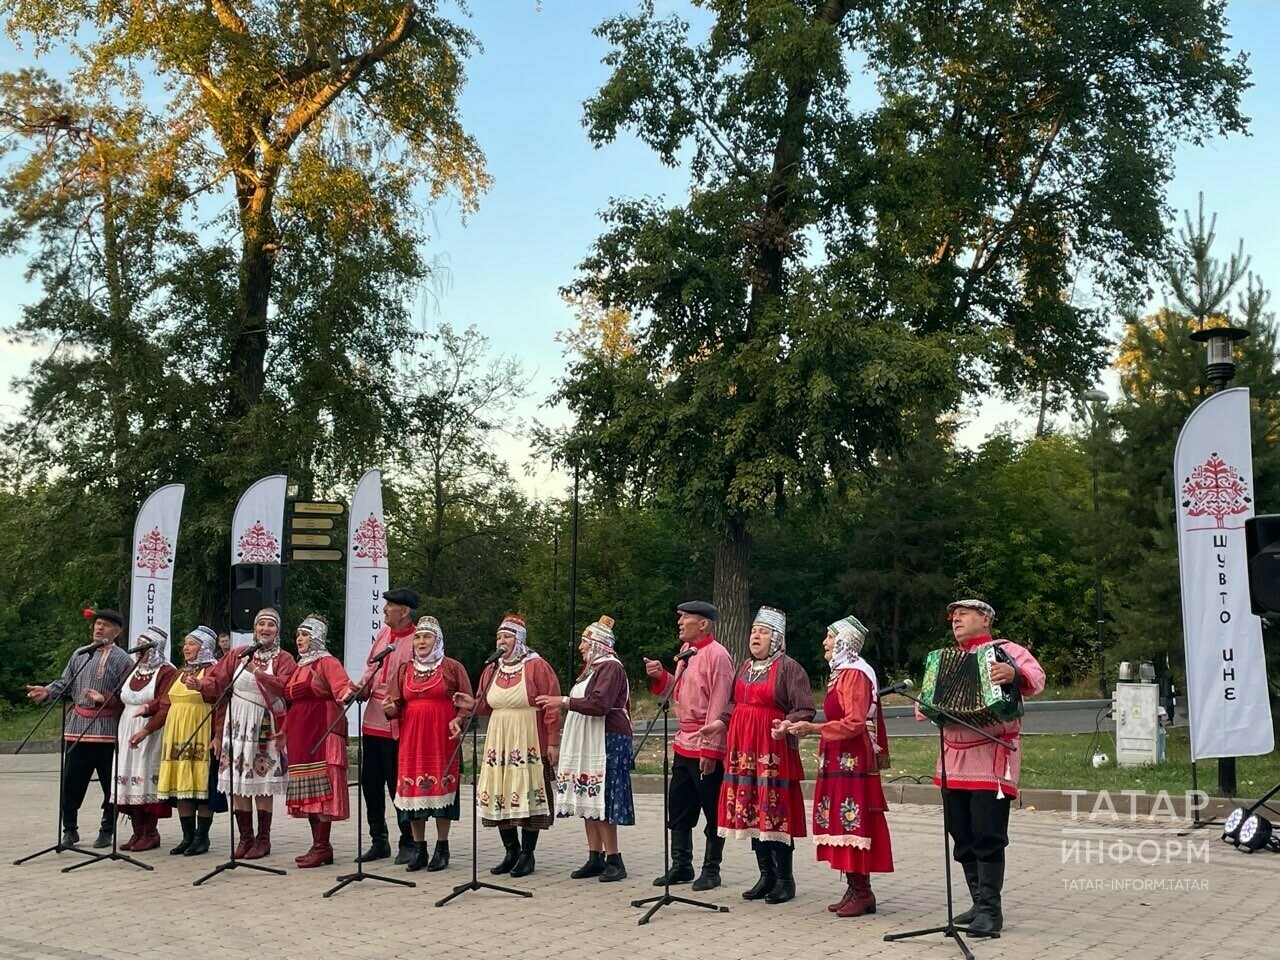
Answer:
[
  {"left": 413, "top": 615, "right": 445, "bottom": 669},
  {"left": 297, "top": 615, "right": 331, "bottom": 666}
]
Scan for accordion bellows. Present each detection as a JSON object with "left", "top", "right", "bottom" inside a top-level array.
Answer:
[{"left": 919, "top": 642, "right": 1024, "bottom": 727}]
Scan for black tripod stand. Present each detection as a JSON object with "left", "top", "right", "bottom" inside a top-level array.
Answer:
[
  {"left": 323, "top": 681, "right": 416, "bottom": 898},
  {"left": 63, "top": 667, "right": 153, "bottom": 874},
  {"left": 191, "top": 651, "right": 287, "bottom": 886},
  {"left": 630, "top": 671, "right": 728, "bottom": 925},
  {"left": 13, "top": 641, "right": 116, "bottom": 866},
  {"left": 883, "top": 694, "right": 1015, "bottom": 960},
  {"left": 436, "top": 659, "right": 531, "bottom": 907}
]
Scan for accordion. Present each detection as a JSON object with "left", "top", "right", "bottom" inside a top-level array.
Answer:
[{"left": 918, "top": 642, "right": 1024, "bottom": 727}]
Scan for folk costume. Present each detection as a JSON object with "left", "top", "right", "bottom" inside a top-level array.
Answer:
[
  {"left": 114, "top": 626, "right": 177, "bottom": 852},
  {"left": 812, "top": 616, "right": 894, "bottom": 918},
  {"left": 143, "top": 625, "right": 226, "bottom": 856},
  {"left": 474, "top": 615, "right": 563, "bottom": 878},
  {"left": 923, "top": 599, "right": 1045, "bottom": 936},
  {"left": 41, "top": 610, "right": 134, "bottom": 848},
  {"left": 555, "top": 615, "right": 635, "bottom": 882},
  {"left": 648, "top": 600, "right": 735, "bottom": 889},
  {"left": 196, "top": 607, "right": 297, "bottom": 859},
  {"left": 356, "top": 587, "right": 417, "bottom": 864},
  {"left": 718, "top": 606, "right": 815, "bottom": 905},
  {"left": 385, "top": 615, "right": 472, "bottom": 872},
  {"left": 284, "top": 616, "right": 357, "bottom": 868}
]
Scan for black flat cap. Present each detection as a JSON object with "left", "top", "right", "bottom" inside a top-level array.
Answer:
[
  {"left": 92, "top": 608, "right": 125, "bottom": 628},
  {"left": 676, "top": 600, "right": 718, "bottom": 622},
  {"left": 382, "top": 587, "right": 420, "bottom": 610}
]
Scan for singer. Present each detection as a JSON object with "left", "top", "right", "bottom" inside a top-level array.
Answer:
[
  {"left": 642, "top": 600, "right": 734, "bottom": 890},
  {"left": 114, "top": 626, "right": 177, "bottom": 851},
  {"left": 455, "top": 614, "right": 562, "bottom": 877},
  {"left": 25, "top": 607, "right": 132, "bottom": 848},
  {"left": 782, "top": 616, "right": 894, "bottom": 918},
  {"left": 923, "top": 599, "right": 1045, "bottom": 936},
  {"left": 188, "top": 607, "right": 296, "bottom": 859}
]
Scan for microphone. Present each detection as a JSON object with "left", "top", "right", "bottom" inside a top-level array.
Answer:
[
  {"left": 127, "top": 641, "right": 155, "bottom": 655},
  {"left": 237, "top": 640, "right": 266, "bottom": 659},
  {"left": 483, "top": 645, "right": 509, "bottom": 666},
  {"left": 877, "top": 678, "right": 913, "bottom": 697},
  {"left": 673, "top": 647, "right": 698, "bottom": 664},
  {"left": 74, "top": 638, "right": 112, "bottom": 655},
  {"left": 368, "top": 643, "right": 397, "bottom": 666}
]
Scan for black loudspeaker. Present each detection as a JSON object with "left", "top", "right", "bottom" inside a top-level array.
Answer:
[
  {"left": 1244, "top": 515, "right": 1280, "bottom": 617},
  {"left": 229, "top": 563, "right": 285, "bottom": 631}
]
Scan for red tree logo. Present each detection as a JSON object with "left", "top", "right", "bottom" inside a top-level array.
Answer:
[
  {"left": 135, "top": 527, "right": 174, "bottom": 578},
  {"left": 236, "top": 521, "right": 280, "bottom": 563},
  {"left": 1182, "top": 453, "right": 1252, "bottom": 529},
  {"left": 353, "top": 514, "right": 388, "bottom": 566}
]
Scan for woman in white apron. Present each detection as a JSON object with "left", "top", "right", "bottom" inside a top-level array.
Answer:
[{"left": 115, "top": 625, "right": 176, "bottom": 851}]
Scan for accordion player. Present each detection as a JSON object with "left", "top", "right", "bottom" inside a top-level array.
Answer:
[{"left": 918, "top": 641, "right": 1024, "bottom": 727}]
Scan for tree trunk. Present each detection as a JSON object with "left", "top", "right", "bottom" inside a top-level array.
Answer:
[{"left": 713, "top": 521, "right": 753, "bottom": 663}]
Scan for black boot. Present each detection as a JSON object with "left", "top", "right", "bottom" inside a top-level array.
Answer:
[
  {"left": 358, "top": 825, "right": 392, "bottom": 863},
  {"left": 186, "top": 816, "right": 214, "bottom": 856},
  {"left": 571, "top": 850, "right": 606, "bottom": 879},
  {"left": 511, "top": 830, "right": 539, "bottom": 877},
  {"left": 93, "top": 804, "right": 114, "bottom": 849},
  {"left": 491, "top": 827, "right": 520, "bottom": 874},
  {"left": 600, "top": 852, "right": 627, "bottom": 882},
  {"left": 404, "top": 840, "right": 430, "bottom": 872},
  {"left": 60, "top": 811, "right": 79, "bottom": 848},
  {"left": 765, "top": 843, "right": 796, "bottom": 904},
  {"left": 170, "top": 815, "right": 196, "bottom": 855},
  {"left": 742, "top": 839, "right": 776, "bottom": 900},
  {"left": 394, "top": 821, "right": 415, "bottom": 865},
  {"left": 652, "top": 827, "right": 695, "bottom": 885},
  {"left": 953, "top": 862, "right": 981, "bottom": 925},
  {"left": 692, "top": 834, "right": 726, "bottom": 891},
  {"left": 427, "top": 839, "right": 451, "bottom": 872},
  {"left": 967, "top": 860, "right": 1005, "bottom": 937}
]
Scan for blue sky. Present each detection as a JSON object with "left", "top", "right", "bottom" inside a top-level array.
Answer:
[{"left": 1, "top": 0, "right": 1277, "bottom": 496}]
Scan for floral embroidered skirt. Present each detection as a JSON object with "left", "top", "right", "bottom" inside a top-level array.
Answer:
[
  {"left": 218, "top": 695, "right": 286, "bottom": 799},
  {"left": 812, "top": 734, "right": 894, "bottom": 873},
  {"left": 718, "top": 703, "right": 807, "bottom": 843},
  {"left": 477, "top": 705, "right": 553, "bottom": 828}
]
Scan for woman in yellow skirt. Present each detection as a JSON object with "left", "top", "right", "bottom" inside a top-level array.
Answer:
[{"left": 132, "top": 625, "right": 226, "bottom": 856}]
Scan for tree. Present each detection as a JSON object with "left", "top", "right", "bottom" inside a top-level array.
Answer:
[{"left": 552, "top": 0, "right": 1248, "bottom": 658}]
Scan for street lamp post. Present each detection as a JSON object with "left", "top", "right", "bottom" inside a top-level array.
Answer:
[{"left": 1082, "top": 388, "right": 1109, "bottom": 699}]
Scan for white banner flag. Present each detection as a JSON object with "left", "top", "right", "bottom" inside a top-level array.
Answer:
[
  {"left": 128, "top": 483, "right": 185, "bottom": 660},
  {"left": 345, "top": 468, "right": 389, "bottom": 733},
  {"left": 1175, "top": 387, "right": 1274, "bottom": 760},
  {"left": 230, "top": 474, "right": 288, "bottom": 645}
]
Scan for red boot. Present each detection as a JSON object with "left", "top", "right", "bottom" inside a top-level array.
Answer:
[
  {"left": 119, "top": 812, "right": 144, "bottom": 851},
  {"left": 828, "top": 873, "right": 856, "bottom": 912},
  {"left": 244, "top": 810, "right": 272, "bottom": 859},
  {"left": 133, "top": 812, "right": 161, "bottom": 851},
  {"left": 297, "top": 819, "right": 333, "bottom": 868},
  {"left": 837, "top": 873, "right": 877, "bottom": 918},
  {"left": 233, "top": 810, "right": 255, "bottom": 859},
  {"left": 296, "top": 815, "right": 320, "bottom": 865}
]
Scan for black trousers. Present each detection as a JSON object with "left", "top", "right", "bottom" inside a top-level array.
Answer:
[
  {"left": 62, "top": 740, "right": 115, "bottom": 831},
  {"left": 944, "top": 789, "right": 1011, "bottom": 864},
  {"left": 667, "top": 753, "right": 723, "bottom": 840},
  {"left": 361, "top": 733, "right": 411, "bottom": 844}
]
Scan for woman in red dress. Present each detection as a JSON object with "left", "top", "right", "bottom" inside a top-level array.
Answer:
[
  {"left": 703, "top": 605, "right": 814, "bottom": 904},
  {"left": 784, "top": 616, "right": 894, "bottom": 917},
  {"left": 383, "top": 615, "right": 472, "bottom": 872},
  {"left": 284, "top": 615, "right": 357, "bottom": 867}
]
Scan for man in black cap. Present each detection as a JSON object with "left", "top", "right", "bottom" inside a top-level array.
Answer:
[
  {"left": 353, "top": 587, "right": 418, "bottom": 862},
  {"left": 643, "top": 600, "right": 736, "bottom": 889},
  {"left": 26, "top": 609, "right": 133, "bottom": 847}
]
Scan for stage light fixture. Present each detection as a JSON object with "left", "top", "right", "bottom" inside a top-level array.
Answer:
[
  {"left": 1238, "top": 813, "right": 1274, "bottom": 853},
  {"left": 1222, "top": 806, "right": 1247, "bottom": 844}
]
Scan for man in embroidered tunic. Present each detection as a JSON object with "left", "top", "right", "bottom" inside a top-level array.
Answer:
[
  {"left": 921, "top": 599, "right": 1045, "bottom": 937},
  {"left": 26, "top": 609, "right": 134, "bottom": 848},
  {"left": 644, "top": 600, "right": 735, "bottom": 890},
  {"left": 355, "top": 587, "right": 417, "bottom": 863}
]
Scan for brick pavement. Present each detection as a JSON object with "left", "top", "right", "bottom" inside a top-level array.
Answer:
[{"left": 0, "top": 753, "right": 1268, "bottom": 960}]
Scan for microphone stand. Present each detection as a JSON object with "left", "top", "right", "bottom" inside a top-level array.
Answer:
[
  {"left": 63, "top": 665, "right": 153, "bottom": 874},
  {"left": 883, "top": 691, "right": 1017, "bottom": 960},
  {"left": 323, "top": 666, "right": 416, "bottom": 898},
  {"left": 13, "top": 643, "right": 118, "bottom": 865},
  {"left": 630, "top": 657, "right": 728, "bottom": 925},
  {"left": 435, "top": 655, "right": 532, "bottom": 907},
  {"left": 192, "top": 649, "right": 287, "bottom": 886}
]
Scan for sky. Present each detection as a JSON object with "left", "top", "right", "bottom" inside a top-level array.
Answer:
[{"left": 1, "top": 0, "right": 1278, "bottom": 499}]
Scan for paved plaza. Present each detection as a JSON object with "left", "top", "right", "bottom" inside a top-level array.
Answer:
[{"left": 0, "top": 754, "right": 1268, "bottom": 960}]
